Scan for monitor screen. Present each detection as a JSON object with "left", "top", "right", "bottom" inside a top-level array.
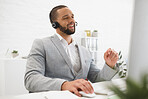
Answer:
[{"left": 128, "top": 0, "right": 148, "bottom": 82}]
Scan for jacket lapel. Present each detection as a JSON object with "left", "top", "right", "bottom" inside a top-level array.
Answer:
[
  {"left": 51, "top": 34, "right": 75, "bottom": 76},
  {"left": 75, "top": 44, "right": 87, "bottom": 79}
]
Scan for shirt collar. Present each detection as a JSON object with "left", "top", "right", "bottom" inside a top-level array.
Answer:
[
  {"left": 55, "top": 33, "right": 77, "bottom": 46},
  {"left": 56, "top": 33, "right": 63, "bottom": 41}
]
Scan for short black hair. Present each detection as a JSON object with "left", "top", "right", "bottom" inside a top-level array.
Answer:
[{"left": 49, "top": 5, "right": 67, "bottom": 23}]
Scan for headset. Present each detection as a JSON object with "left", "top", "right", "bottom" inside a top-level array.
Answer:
[
  {"left": 52, "top": 22, "right": 78, "bottom": 29},
  {"left": 52, "top": 22, "right": 60, "bottom": 29}
]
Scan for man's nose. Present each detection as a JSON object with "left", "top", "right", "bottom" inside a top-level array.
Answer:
[{"left": 68, "top": 17, "right": 75, "bottom": 23}]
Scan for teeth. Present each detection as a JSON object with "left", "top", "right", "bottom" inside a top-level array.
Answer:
[{"left": 70, "top": 25, "right": 74, "bottom": 27}]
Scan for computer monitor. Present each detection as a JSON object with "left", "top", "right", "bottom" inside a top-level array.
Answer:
[{"left": 128, "top": 0, "right": 148, "bottom": 82}]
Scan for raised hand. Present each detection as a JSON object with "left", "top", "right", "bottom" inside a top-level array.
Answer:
[{"left": 104, "top": 48, "right": 119, "bottom": 68}]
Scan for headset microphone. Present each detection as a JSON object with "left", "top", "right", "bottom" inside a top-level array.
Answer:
[{"left": 75, "top": 22, "right": 78, "bottom": 26}]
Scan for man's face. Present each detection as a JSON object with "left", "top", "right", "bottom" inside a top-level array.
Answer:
[{"left": 56, "top": 7, "right": 75, "bottom": 35}]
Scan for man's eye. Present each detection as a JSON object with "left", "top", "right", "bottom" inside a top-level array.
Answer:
[{"left": 63, "top": 17, "right": 68, "bottom": 19}]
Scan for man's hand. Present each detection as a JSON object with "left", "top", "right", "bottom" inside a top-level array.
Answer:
[
  {"left": 61, "top": 79, "right": 94, "bottom": 97},
  {"left": 104, "top": 48, "right": 118, "bottom": 68}
]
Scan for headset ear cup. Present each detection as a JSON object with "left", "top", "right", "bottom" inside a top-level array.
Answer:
[
  {"left": 52, "top": 22, "right": 59, "bottom": 29},
  {"left": 52, "top": 22, "right": 57, "bottom": 29}
]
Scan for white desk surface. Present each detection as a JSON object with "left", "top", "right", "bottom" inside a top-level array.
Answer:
[
  {"left": 0, "top": 79, "right": 125, "bottom": 99},
  {"left": 0, "top": 91, "right": 108, "bottom": 99}
]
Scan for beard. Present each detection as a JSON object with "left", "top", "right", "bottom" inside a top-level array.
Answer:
[{"left": 59, "top": 22, "right": 75, "bottom": 35}]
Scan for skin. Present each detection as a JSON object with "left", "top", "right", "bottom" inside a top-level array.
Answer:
[
  {"left": 56, "top": 7, "right": 75, "bottom": 45},
  {"left": 54, "top": 7, "right": 119, "bottom": 97}
]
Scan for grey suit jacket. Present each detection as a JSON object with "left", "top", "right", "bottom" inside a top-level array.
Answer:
[{"left": 24, "top": 34, "right": 118, "bottom": 92}]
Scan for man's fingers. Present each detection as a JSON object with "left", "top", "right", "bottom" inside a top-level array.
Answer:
[
  {"left": 108, "top": 49, "right": 116, "bottom": 59},
  {"left": 82, "top": 80, "right": 94, "bottom": 93},
  {"left": 113, "top": 53, "right": 119, "bottom": 61},
  {"left": 104, "top": 48, "right": 111, "bottom": 57},
  {"left": 72, "top": 88, "right": 81, "bottom": 97},
  {"left": 74, "top": 82, "right": 88, "bottom": 94},
  {"left": 77, "top": 79, "right": 94, "bottom": 94},
  {"left": 87, "top": 81, "right": 94, "bottom": 93},
  {"left": 79, "top": 84, "right": 89, "bottom": 94},
  {"left": 104, "top": 48, "right": 111, "bottom": 60},
  {"left": 109, "top": 50, "right": 113, "bottom": 59},
  {"left": 110, "top": 50, "right": 115, "bottom": 59},
  {"left": 61, "top": 79, "right": 94, "bottom": 97},
  {"left": 110, "top": 50, "right": 118, "bottom": 60}
]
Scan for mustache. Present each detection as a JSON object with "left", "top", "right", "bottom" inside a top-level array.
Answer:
[{"left": 67, "top": 22, "right": 78, "bottom": 27}]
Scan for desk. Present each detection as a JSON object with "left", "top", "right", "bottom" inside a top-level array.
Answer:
[
  {"left": 0, "top": 91, "right": 108, "bottom": 99},
  {"left": 0, "top": 79, "right": 125, "bottom": 99}
]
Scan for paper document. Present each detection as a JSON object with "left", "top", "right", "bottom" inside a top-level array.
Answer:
[{"left": 92, "top": 78, "right": 126, "bottom": 96}]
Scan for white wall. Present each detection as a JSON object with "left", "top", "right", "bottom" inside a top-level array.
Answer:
[{"left": 0, "top": 0, "right": 134, "bottom": 65}]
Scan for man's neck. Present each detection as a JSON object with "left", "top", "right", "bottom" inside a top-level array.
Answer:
[{"left": 56, "top": 30, "right": 72, "bottom": 45}]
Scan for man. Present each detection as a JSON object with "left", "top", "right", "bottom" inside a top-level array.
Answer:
[{"left": 24, "top": 5, "right": 119, "bottom": 97}]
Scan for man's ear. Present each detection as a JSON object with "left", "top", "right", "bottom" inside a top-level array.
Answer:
[{"left": 52, "top": 22, "right": 60, "bottom": 29}]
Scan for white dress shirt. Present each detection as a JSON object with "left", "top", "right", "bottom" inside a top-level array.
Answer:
[{"left": 56, "top": 33, "right": 81, "bottom": 75}]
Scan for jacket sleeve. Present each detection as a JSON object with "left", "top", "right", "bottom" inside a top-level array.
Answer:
[
  {"left": 24, "top": 39, "right": 67, "bottom": 92},
  {"left": 87, "top": 60, "right": 118, "bottom": 83}
]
